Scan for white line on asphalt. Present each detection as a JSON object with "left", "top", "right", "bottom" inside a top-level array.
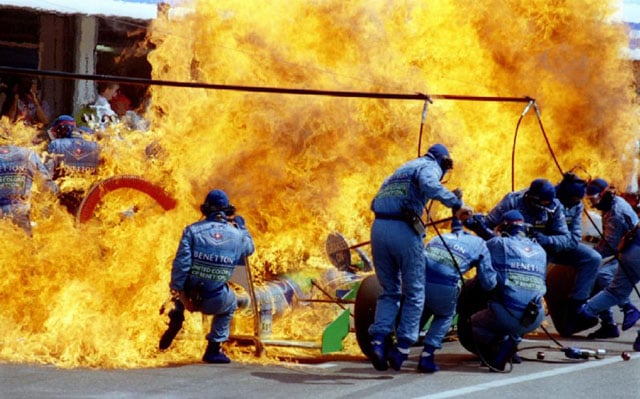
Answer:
[{"left": 414, "top": 353, "right": 634, "bottom": 399}]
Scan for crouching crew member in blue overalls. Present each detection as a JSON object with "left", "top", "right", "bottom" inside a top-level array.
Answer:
[
  {"left": 418, "top": 209, "right": 496, "bottom": 373},
  {"left": 169, "top": 189, "right": 255, "bottom": 363},
  {"left": 572, "top": 178, "right": 640, "bottom": 339},
  {"left": 470, "top": 210, "right": 547, "bottom": 371},
  {"left": 368, "top": 143, "right": 473, "bottom": 371},
  {"left": 0, "top": 136, "right": 58, "bottom": 235},
  {"left": 550, "top": 173, "right": 602, "bottom": 335},
  {"left": 464, "top": 178, "right": 594, "bottom": 336},
  {"left": 44, "top": 115, "right": 101, "bottom": 215}
]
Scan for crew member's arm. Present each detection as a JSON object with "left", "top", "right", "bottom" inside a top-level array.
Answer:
[
  {"left": 475, "top": 243, "right": 497, "bottom": 291},
  {"left": 533, "top": 202, "right": 572, "bottom": 252},
  {"left": 418, "top": 166, "right": 466, "bottom": 212},
  {"left": 28, "top": 91, "right": 49, "bottom": 125},
  {"left": 170, "top": 227, "right": 197, "bottom": 311},
  {"left": 562, "top": 203, "right": 583, "bottom": 249},
  {"left": 595, "top": 213, "right": 627, "bottom": 257},
  {"left": 170, "top": 228, "right": 193, "bottom": 292},
  {"left": 231, "top": 214, "right": 255, "bottom": 256}
]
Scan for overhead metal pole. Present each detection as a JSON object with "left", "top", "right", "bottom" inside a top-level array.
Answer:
[{"left": 0, "top": 66, "right": 533, "bottom": 103}]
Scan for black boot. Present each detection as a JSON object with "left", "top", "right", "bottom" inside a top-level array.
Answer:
[
  {"left": 588, "top": 323, "right": 620, "bottom": 339},
  {"left": 369, "top": 334, "right": 389, "bottom": 371},
  {"left": 159, "top": 300, "right": 185, "bottom": 350},
  {"left": 565, "top": 304, "right": 598, "bottom": 336},
  {"left": 202, "top": 341, "right": 231, "bottom": 364},
  {"left": 488, "top": 337, "right": 517, "bottom": 372},
  {"left": 417, "top": 345, "right": 439, "bottom": 373}
]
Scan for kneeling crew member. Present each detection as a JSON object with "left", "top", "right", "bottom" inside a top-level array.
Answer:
[
  {"left": 168, "top": 189, "right": 255, "bottom": 363},
  {"left": 470, "top": 210, "right": 547, "bottom": 371}
]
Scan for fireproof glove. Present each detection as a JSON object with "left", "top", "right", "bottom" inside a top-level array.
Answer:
[
  {"left": 463, "top": 213, "right": 495, "bottom": 241},
  {"left": 455, "top": 204, "right": 473, "bottom": 221},
  {"left": 534, "top": 232, "right": 552, "bottom": 247}
]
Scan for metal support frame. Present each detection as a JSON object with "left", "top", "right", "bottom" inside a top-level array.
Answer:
[{"left": 228, "top": 257, "right": 356, "bottom": 357}]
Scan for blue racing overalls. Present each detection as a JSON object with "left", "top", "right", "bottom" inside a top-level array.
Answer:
[
  {"left": 171, "top": 212, "right": 255, "bottom": 343},
  {"left": 471, "top": 233, "right": 547, "bottom": 348},
  {"left": 584, "top": 196, "right": 640, "bottom": 318},
  {"left": 423, "top": 230, "right": 496, "bottom": 349},
  {"left": 0, "top": 145, "right": 57, "bottom": 234},
  {"left": 369, "top": 154, "right": 462, "bottom": 348},
  {"left": 547, "top": 200, "right": 601, "bottom": 301},
  {"left": 46, "top": 137, "right": 100, "bottom": 177},
  {"left": 484, "top": 190, "right": 572, "bottom": 252},
  {"left": 45, "top": 136, "right": 100, "bottom": 214}
]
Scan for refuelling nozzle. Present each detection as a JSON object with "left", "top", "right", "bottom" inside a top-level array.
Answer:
[{"left": 562, "top": 347, "right": 606, "bottom": 360}]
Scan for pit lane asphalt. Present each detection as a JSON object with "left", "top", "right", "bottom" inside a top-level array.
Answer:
[{"left": 2, "top": 302, "right": 639, "bottom": 399}]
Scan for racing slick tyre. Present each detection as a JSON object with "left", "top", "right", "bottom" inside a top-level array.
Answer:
[
  {"left": 456, "top": 277, "right": 491, "bottom": 355},
  {"left": 76, "top": 175, "right": 177, "bottom": 224},
  {"left": 353, "top": 274, "right": 434, "bottom": 358},
  {"left": 354, "top": 274, "right": 383, "bottom": 359},
  {"left": 544, "top": 264, "right": 576, "bottom": 337}
]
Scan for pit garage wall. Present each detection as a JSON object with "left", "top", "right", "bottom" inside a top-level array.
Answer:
[
  {"left": 38, "top": 13, "right": 79, "bottom": 118},
  {"left": 0, "top": 9, "right": 97, "bottom": 119},
  {"left": 71, "top": 15, "right": 98, "bottom": 117}
]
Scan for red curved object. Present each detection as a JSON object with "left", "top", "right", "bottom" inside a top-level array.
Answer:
[{"left": 76, "top": 175, "right": 177, "bottom": 224}]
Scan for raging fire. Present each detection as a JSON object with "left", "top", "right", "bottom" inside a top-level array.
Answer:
[{"left": 0, "top": 0, "right": 638, "bottom": 368}]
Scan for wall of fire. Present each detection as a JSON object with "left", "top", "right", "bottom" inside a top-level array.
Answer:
[{"left": 0, "top": 6, "right": 639, "bottom": 119}]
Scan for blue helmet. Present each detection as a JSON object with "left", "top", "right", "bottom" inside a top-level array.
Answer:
[
  {"left": 586, "top": 178, "right": 611, "bottom": 210},
  {"left": 200, "top": 189, "right": 235, "bottom": 217},
  {"left": 524, "top": 178, "right": 555, "bottom": 214},
  {"left": 426, "top": 143, "right": 453, "bottom": 178},
  {"left": 205, "top": 190, "right": 229, "bottom": 208},
  {"left": 586, "top": 178, "right": 608, "bottom": 196},
  {"left": 555, "top": 173, "right": 587, "bottom": 208},
  {"left": 499, "top": 209, "right": 526, "bottom": 236},
  {"left": 49, "top": 115, "right": 76, "bottom": 139},
  {"left": 527, "top": 179, "right": 555, "bottom": 203}
]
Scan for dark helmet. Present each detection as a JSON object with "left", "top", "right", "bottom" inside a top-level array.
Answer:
[
  {"left": 426, "top": 143, "right": 454, "bottom": 179},
  {"left": 48, "top": 115, "right": 77, "bottom": 139},
  {"left": 200, "top": 189, "right": 235, "bottom": 217},
  {"left": 586, "top": 178, "right": 608, "bottom": 197},
  {"left": 524, "top": 178, "right": 555, "bottom": 212},
  {"left": 585, "top": 178, "right": 612, "bottom": 210},
  {"left": 498, "top": 209, "right": 526, "bottom": 236},
  {"left": 555, "top": 172, "right": 587, "bottom": 208}
]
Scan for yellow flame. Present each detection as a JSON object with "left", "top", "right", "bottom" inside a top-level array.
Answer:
[{"left": 1, "top": 0, "right": 638, "bottom": 368}]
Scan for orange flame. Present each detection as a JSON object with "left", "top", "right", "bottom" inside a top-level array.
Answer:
[{"left": 1, "top": 0, "right": 637, "bottom": 368}]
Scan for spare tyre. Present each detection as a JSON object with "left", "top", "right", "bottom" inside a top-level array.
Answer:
[
  {"left": 353, "top": 274, "right": 382, "bottom": 358},
  {"left": 545, "top": 263, "right": 577, "bottom": 337},
  {"left": 456, "top": 277, "right": 491, "bottom": 354}
]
